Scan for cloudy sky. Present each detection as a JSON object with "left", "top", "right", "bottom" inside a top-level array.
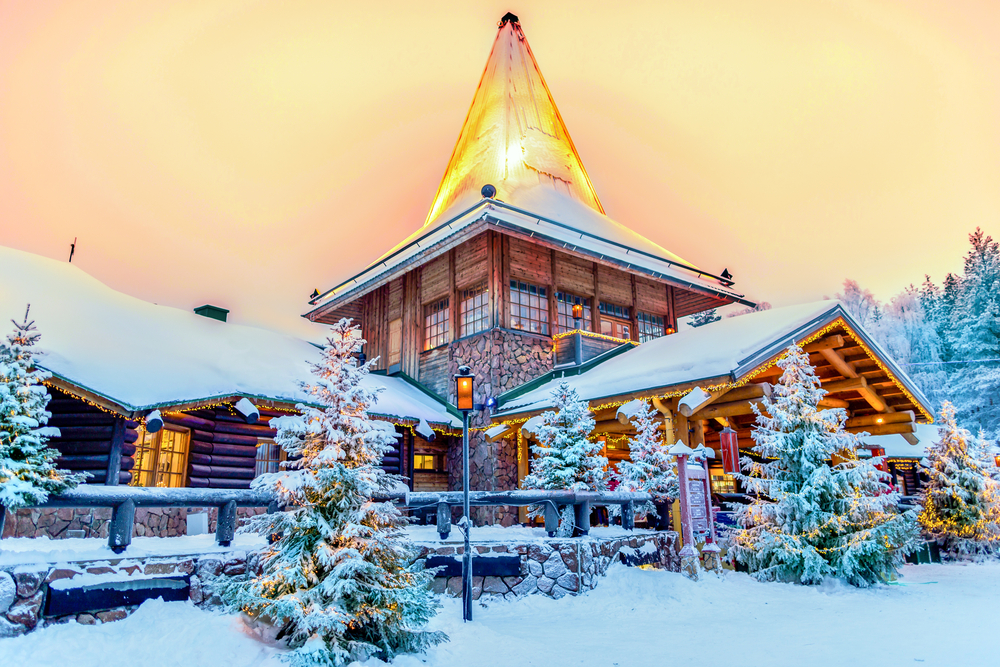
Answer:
[{"left": 2, "top": 1, "right": 998, "bottom": 338}]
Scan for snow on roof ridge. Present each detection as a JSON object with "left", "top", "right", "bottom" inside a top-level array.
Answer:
[{"left": 0, "top": 246, "right": 459, "bottom": 426}]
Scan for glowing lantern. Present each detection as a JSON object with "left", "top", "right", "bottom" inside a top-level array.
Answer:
[
  {"left": 994, "top": 454, "right": 1000, "bottom": 468},
  {"left": 455, "top": 366, "right": 475, "bottom": 412},
  {"left": 572, "top": 303, "right": 584, "bottom": 325},
  {"left": 720, "top": 427, "right": 740, "bottom": 475}
]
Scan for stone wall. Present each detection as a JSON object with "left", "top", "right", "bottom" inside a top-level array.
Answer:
[
  {"left": 3, "top": 507, "right": 268, "bottom": 540},
  {"left": 0, "top": 549, "right": 260, "bottom": 637},
  {"left": 417, "top": 531, "right": 679, "bottom": 601},
  {"left": 445, "top": 328, "right": 553, "bottom": 526},
  {"left": 1, "top": 529, "right": 678, "bottom": 636}
]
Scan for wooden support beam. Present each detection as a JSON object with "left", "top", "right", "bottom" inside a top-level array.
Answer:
[
  {"left": 650, "top": 397, "right": 675, "bottom": 446},
  {"left": 846, "top": 422, "right": 916, "bottom": 436},
  {"left": 692, "top": 420, "right": 706, "bottom": 447},
  {"left": 821, "top": 376, "right": 867, "bottom": 394},
  {"left": 692, "top": 397, "right": 766, "bottom": 421},
  {"left": 821, "top": 348, "right": 890, "bottom": 413},
  {"left": 803, "top": 335, "right": 845, "bottom": 353},
  {"left": 817, "top": 397, "right": 851, "bottom": 409},
  {"left": 594, "top": 420, "right": 663, "bottom": 435},
  {"left": 819, "top": 348, "right": 858, "bottom": 379},
  {"left": 716, "top": 383, "right": 771, "bottom": 404},
  {"left": 678, "top": 388, "right": 724, "bottom": 417},
  {"left": 846, "top": 411, "right": 915, "bottom": 429}
]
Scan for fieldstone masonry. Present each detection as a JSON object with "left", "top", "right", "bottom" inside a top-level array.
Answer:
[
  {"left": 417, "top": 531, "right": 679, "bottom": 601},
  {"left": 446, "top": 329, "right": 553, "bottom": 526},
  {"left": 3, "top": 507, "right": 268, "bottom": 540},
  {"left": 1, "top": 530, "right": 678, "bottom": 635}
]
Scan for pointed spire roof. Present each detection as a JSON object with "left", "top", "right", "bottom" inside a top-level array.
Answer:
[{"left": 424, "top": 13, "right": 604, "bottom": 226}]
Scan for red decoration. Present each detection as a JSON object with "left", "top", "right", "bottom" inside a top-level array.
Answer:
[
  {"left": 720, "top": 427, "right": 740, "bottom": 475},
  {"left": 870, "top": 446, "right": 888, "bottom": 473}
]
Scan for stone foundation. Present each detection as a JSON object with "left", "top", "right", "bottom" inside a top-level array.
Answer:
[
  {"left": 416, "top": 530, "right": 679, "bottom": 600},
  {"left": 0, "top": 549, "right": 259, "bottom": 637},
  {"left": 2, "top": 507, "right": 268, "bottom": 540}
]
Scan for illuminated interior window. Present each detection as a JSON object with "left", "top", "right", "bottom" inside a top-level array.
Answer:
[
  {"left": 710, "top": 473, "right": 736, "bottom": 494},
  {"left": 414, "top": 454, "right": 437, "bottom": 470},
  {"left": 255, "top": 439, "right": 286, "bottom": 476},
  {"left": 460, "top": 281, "right": 490, "bottom": 337},
  {"left": 509, "top": 280, "right": 548, "bottom": 335},
  {"left": 555, "top": 292, "right": 592, "bottom": 333},
  {"left": 424, "top": 298, "right": 450, "bottom": 350},
  {"left": 637, "top": 312, "right": 665, "bottom": 342},
  {"left": 130, "top": 426, "right": 189, "bottom": 488},
  {"left": 599, "top": 301, "right": 632, "bottom": 340}
]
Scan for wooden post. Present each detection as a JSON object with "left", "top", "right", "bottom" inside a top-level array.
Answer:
[
  {"left": 675, "top": 412, "right": 690, "bottom": 446},
  {"left": 692, "top": 419, "right": 706, "bottom": 447},
  {"left": 216, "top": 500, "right": 237, "bottom": 546},
  {"left": 105, "top": 417, "right": 126, "bottom": 486},
  {"left": 574, "top": 500, "right": 591, "bottom": 537},
  {"left": 436, "top": 501, "right": 451, "bottom": 540},
  {"left": 108, "top": 498, "right": 135, "bottom": 554},
  {"left": 544, "top": 501, "right": 560, "bottom": 537},
  {"left": 622, "top": 501, "right": 635, "bottom": 531}
]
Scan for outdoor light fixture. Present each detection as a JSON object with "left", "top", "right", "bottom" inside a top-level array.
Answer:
[
  {"left": 572, "top": 302, "right": 584, "bottom": 321},
  {"left": 485, "top": 396, "right": 498, "bottom": 410},
  {"left": 995, "top": 454, "right": 1000, "bottom": 468},
  {"left": 720, "top": 427, "right": 740, "bottom": 475},
  {"left": 666, "top": 326, "right": 676, "bottom": 335},
  {"left": 453, "top": 365, "right": 475, "bottom": 622}
]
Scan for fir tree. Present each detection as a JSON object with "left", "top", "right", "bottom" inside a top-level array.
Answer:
[
  {"left": 918, "top": 402, "right": 1000, "bottom": 557},
  {"left": 730, "top": 344, "right": 918, "bottom": 587},
  {"left": 614, "top": 402, "right": 677, "bottom": 520},
  {"left": 221, "top": 319, "right": 445, "bottom": 667},
  {"left": 521, "top": 381, "right": 605, "bottom": 536},
  {"left": 0, "top": 306, "right": 83, "bottom": 509},
  {"left": 688, "top": 309, "right": 721, "bottom": 328}
]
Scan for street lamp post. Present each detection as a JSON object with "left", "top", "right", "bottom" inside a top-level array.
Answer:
[{"left": 454, "top": 365, "right": 475, "bottom": 622}]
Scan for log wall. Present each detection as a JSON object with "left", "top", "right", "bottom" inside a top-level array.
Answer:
[
  {"left": 47, "top": 389, "right": 136, "bottom": 485},
  {"left": 173, "top": 406, "right": 278, "bottom": 490}
]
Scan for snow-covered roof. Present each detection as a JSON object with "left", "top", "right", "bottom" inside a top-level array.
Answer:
[
  {"left": 0, "top": 246, "right": 459, "bottom": 427},
  {"left": 307, "top": 195, "right": 749, "bottom": 319},
  {"left": 863, "top": 423, "right": 1000, "bottom": 459},
  {"left": 305, "top": 16, "right": 749, "bottom": 319},
  {"left": 495, "top": 300, "right": 933, "bottom": 418}
]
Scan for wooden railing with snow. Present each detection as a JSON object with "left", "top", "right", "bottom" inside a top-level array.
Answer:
[
  {"left": 1, "top": 488, "right": 653, "bottom": 554},
  {"left": 377, "top": 490, "right": 654, "bottom": 539},
  {"left": 1, "top": 486, "right": 276, "bottom": 554}
]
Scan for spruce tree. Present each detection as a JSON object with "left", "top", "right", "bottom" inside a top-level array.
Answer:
[
  {"left": 221, "top": 319, "right": 445, "bottom": 667},
  {"left": 918, "top": 402, "right": 1000, "bottom": 557},
  {"left": 0, "top": 306, "right": 83, "bottom": 510},
  {"left": 615, "top": 402, "right": 677, "bottom": 520},
  {"left": 730, "top": 344, "right": 918, "bottom": 587},
  {"left": 521, "top": 381, "right": 605, "bottom": 536}
]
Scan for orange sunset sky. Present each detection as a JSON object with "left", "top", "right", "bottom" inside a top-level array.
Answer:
[{"left": 2, "top": 1, "right": 999, "bottom": 339}]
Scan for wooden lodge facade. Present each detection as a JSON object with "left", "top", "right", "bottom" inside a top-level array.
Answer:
[{"left": 303, "top": 15, "right": 752, "bottom": 523}]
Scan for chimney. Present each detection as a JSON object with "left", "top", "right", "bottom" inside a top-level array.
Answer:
[{"left": 193, "top": 305, "right": 229, "bottom": 322}]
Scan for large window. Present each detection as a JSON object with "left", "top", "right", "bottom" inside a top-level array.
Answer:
[
  {"left": 509, "top": 280, "right": 549, "bottom": 335},
  {"left": 131, "top": 425, "right": 189, "bottom": 488},
  {"left": 637, "top": 312, "right": 666, "bottom": 342},
  {"left": 599, "top": 301, "right": 631, "bottom": 340},
  {"left": 255, "top": 439, "right": 286, "bottom": 476},
  {"left": 423, "top": 298, "right": 450, "bottom": 350},
  {"left": 555, "top": 292, "right": 592, "bottom": 333},
  {"left": 710, "top": 472, "right": 736, "bottom": 494},
  {"left": 459, "top": 281, "right": 489, "bottom": 337}
]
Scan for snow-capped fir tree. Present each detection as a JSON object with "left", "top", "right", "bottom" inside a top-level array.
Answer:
[
  {"left": 521, "top": 381, "right": 605, "bottom": 536},
  {"left": 0, "top": 306, "right": 83, "bottom": 509},
  {"left": 614, "top": 402, "right": 677, "bottom": 520},
  {"left": 730, "top": 344, "right": 918, "bottom": 587},
  {"left": 688, "top": 309, "right": 721, "bottom": 328},
  {"left": 918, "top": 402, "right": 1000, "bottom": 557},
  {"left": 221, "top": 319, "right": 444, "bottom": 667}
]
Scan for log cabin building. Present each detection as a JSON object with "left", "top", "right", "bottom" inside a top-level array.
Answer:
[
  {"left": 304, "top": 14, "right": 756, "bottom": 523},
  {"left": 0, "top": 245, "right": 459, "bottom": 537}
]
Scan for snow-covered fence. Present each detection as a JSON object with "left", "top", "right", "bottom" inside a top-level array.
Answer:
[
  {"left": 378, "top": 490, "right": 653, "bottom": 539},
  {"left": 3, "top": 487, "right": 275, "bottom": 553}
]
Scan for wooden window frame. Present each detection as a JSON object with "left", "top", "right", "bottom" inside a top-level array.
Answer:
[
  {"left": 130, "top": 425, "right": 190, "bottom": 488},
  {"left": 459, "top": 280, "right": 490, "bottom": 338},
  {"left": 255, "top": 439, "right": 287, "bottom": 476},
  {"left": 509, "top": 280, "right": 549, "bottom": 335},
  {"left": 423, "top": 297, "right": 450, "bottom": 351},
  {"left": 636, "top": 312, "right": 666, "bottom": 342},
  {"left": 555, "top": 292, "right": 593, "bottom": 333}
]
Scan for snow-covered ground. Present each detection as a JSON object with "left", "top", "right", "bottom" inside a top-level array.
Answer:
[
  {"left": 0, "top": 533, "right": 267, "bottom": 567},
  {"left": 2, "top": 562, "right": 995, "bottom": 667}
]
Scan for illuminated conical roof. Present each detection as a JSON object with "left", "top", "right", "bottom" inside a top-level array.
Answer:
[{"left": 424, "top": 13, "right": 604, "bottom": 226}]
